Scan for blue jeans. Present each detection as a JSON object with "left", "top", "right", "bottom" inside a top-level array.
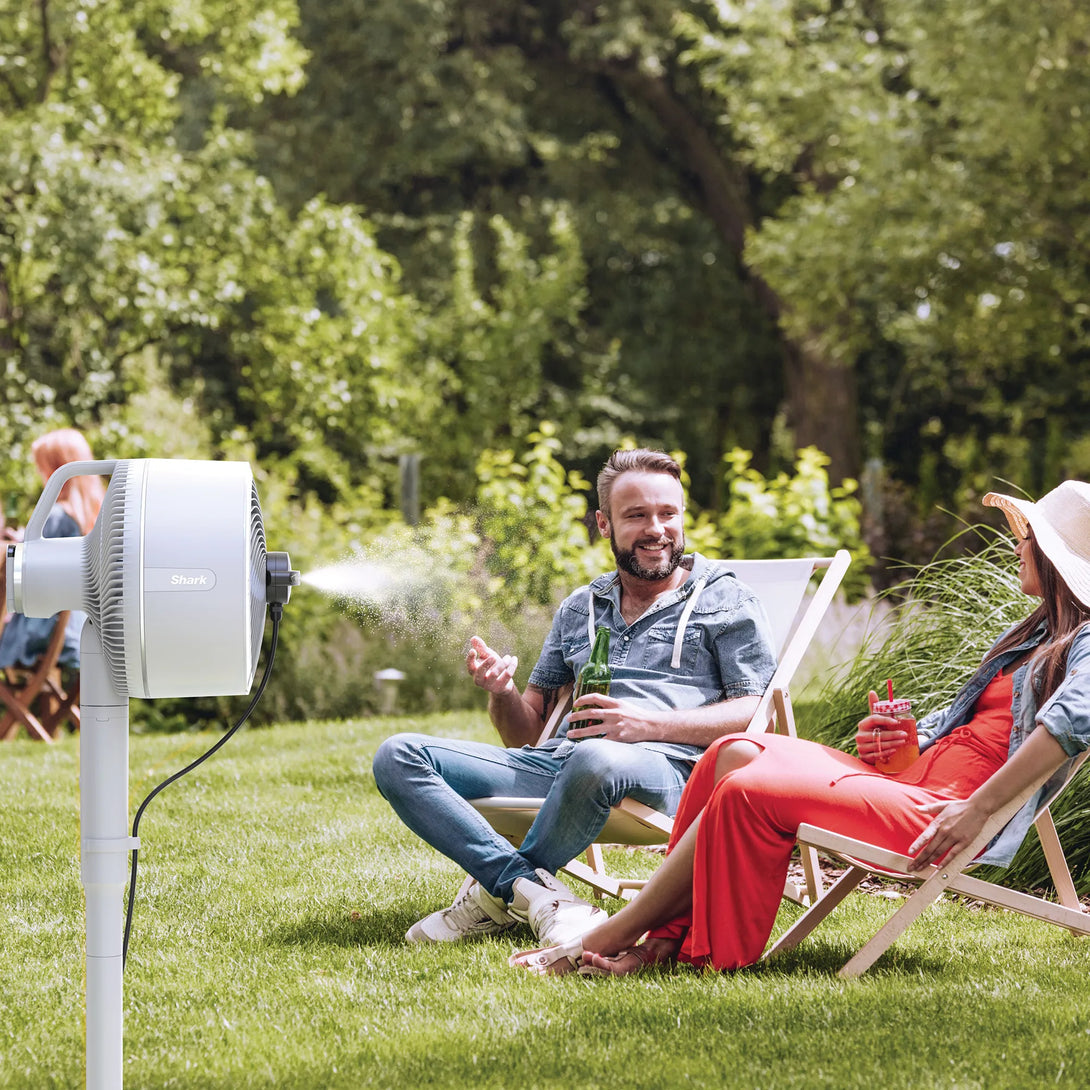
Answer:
[{"left": 372, "top": 734, "right": 693, "bottom": 902}]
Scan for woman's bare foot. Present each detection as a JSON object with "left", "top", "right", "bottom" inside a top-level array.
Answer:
[{"left": 578, "top": 936, "right": 680, "bottom": 977}]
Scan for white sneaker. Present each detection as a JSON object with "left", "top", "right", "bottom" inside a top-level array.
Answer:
[
  {"left": 405, "top": 875, "right": 518, "bottom": 943},
  {"left": 508, "top": 868, "right": 609, "bottom": 946}
]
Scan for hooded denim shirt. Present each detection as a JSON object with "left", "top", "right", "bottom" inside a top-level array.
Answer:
[
  {"left": 915, "top": 620, "right": 1090, "bottom": 866},
  {"left": 527, "top": 553, "right": 778, "bottom": 764}
]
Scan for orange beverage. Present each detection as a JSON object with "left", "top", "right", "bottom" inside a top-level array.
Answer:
[{"left": 873, "top": 698, "right": 919, "bottom": 774}]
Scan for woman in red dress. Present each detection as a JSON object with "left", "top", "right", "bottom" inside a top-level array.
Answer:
[{"left": 510, "top": 482, "right": 1090, "bottom": 975}]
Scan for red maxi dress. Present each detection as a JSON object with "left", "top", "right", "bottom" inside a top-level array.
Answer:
[{"left": 647, "top": 671, "right": 1015, "bottom": 971}]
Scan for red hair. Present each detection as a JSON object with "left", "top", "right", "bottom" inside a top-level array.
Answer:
[{"left": 31, "top": 428, "right": 105, "bottom": 534}]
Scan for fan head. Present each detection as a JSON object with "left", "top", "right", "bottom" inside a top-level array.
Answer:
[{"left": 7, "top": 458, "right": 292, "bottom": 699}]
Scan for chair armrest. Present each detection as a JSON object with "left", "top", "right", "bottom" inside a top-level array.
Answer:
[
  {"left": 536, "top": 684, "right": 574, "bottom": 747},
  {"left": 796, "top": 824, "right": 925, "bottom": 878}
]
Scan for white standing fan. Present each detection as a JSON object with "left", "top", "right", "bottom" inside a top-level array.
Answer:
[{"left": 5, "top": 458, "right": 298, "bottom": 1090}]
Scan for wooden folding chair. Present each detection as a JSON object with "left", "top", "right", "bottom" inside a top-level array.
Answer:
[
  {"left": 470, "top": 550, "right": 852, "bottom": 904},
  {"left": 0, "top": 563, "right": 81, "bottom": 742},
  {"left": 763, "top": 749, "right": 1090, "bottom": 977},
  {"left": 0, "top": 612, "right": 80, "bottom": 742}
]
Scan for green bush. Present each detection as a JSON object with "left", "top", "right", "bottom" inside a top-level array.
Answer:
[
  {"left": 685, "top": 446, "right": 873, "bottom": 599},
  {"left": 474, "top": 423, "right": 611, "bottom": 614}
]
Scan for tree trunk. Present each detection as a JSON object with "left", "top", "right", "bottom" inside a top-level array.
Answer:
[
  {"left": 782, "top": 335, "right": 860, "bottom": 482},
  {"left": 606, "top": 64, "right": 862, "bottom": 481}
]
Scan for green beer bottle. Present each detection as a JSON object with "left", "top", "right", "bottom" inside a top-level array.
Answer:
[{"left": 572, "top": 626, "right": 611, "bottom": 739}]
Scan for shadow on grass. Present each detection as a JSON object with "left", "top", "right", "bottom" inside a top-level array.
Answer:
[
  {"left": 754, "top": 937, "right": 947, "bottom": 978},
  {"left": 265, "top": 904, "right": 420, "bottom": 949},
  {"left": 264, "top": 906, "right": 951, "bottom": 978}
]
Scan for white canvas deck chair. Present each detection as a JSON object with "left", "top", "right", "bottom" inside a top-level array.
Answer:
[
  {"left": 469, "top": 550, "right": 852, "bottom": 904},
  {"left": 763, "top": 748, "right": 1090, "bottom": 977}
]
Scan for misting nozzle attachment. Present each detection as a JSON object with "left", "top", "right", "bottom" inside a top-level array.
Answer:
[
  {"left": 266, "top": 552, "right": 300, "bottom": 607},
  {"left": 5, "top": 542, "right": 20, "bottom": 614}
]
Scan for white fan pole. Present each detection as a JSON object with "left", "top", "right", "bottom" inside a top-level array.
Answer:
[{"left": 79, "top": 621, "right": 132, "bottom": 1090}]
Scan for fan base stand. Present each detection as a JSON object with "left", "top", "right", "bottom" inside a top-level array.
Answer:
[{"left": 79, "top": 624, "right": 130, "bottom": 1090}]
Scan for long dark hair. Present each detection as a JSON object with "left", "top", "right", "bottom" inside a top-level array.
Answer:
[{"left": 985, "top": 534, "right": 1090, "bottom": 701}]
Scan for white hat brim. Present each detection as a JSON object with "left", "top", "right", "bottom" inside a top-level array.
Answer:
[{"left": 983, "top": 489, "right": 1090, "bottom": 610}]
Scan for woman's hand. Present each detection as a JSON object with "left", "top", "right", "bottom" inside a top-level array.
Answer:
[
  {"left": 906, "top": 797, "right": 989, "bottom": 872},
  {"left": 854, "top": 690, "right": 909, "bottom": 765}
]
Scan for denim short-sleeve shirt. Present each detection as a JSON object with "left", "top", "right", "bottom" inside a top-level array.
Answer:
[{"left": 527, "top": 553, "right": 777, "bottom": 763}]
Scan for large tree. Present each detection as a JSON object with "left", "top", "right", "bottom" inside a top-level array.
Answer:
[
  {"left": 686, "top": 0, "right": 1090, "bottom": 519},
  {"left": 0, "top": 0, "right": 420, "bottom": 512},
  {"left": 254, "top": 0, "right": 791, "bottom": 507},
  {"left": 257, "top": 0, "right": 1090, "bottom": 526}
]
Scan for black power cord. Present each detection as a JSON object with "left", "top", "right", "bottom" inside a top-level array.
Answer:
[{"left": 122, "top": 602, "right": 284, "bottom": 967}]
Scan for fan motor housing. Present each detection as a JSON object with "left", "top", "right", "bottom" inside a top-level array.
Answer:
[
  {"left": 122, "top": 459, "right": 265, "bottom": 698},
  {"left": 8, "top": 458, "right": 269, "bottom": 700}
]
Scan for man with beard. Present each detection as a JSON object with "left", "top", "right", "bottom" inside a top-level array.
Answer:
[{"left": 373, "top": 449, "right": 777, "bottom": 948}]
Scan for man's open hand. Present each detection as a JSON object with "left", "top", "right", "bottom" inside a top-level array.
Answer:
[{"left": 466, "top": 635, "right": 518, "bottom": 696}]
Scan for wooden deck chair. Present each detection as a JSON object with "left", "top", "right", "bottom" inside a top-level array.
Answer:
[
  {"left": 470, "top": 550, "right": 852, "bottom": 904},
  {"left": 0, "top": 610, "right": 77, "bottom": 742},
  {"left": 0, "top": 562, "right": 81, "bottom": 742},
  {"left": 763, "top": 748, "right": 1090, "bottom": 977}
]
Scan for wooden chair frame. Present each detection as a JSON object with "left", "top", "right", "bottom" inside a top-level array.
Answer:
[
  {"left": 763, "top": 750, "right": 1090, "bottom": 977},
  {"left": 0, "top": 562, "right": 81, "bottom": 742}
]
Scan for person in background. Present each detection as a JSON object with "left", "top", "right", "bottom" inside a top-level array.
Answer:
[
  {"left": 509, "top": 481, "right": 1090, "bottom": 976},
  {"left": 373, "top": 448, "right": 777, "bottom": 952},
  {"left": 0, "top": 428, "right": 105, "bottom": 670}
]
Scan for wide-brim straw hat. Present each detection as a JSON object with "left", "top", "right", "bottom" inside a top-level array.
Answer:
[{"left": 983, "top": 481, "right": 1090, "bottom": 609}]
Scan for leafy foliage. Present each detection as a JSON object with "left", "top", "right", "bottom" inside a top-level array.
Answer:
[
  {"left": 255, "top": 0, "right": 788, "bottom": 506},
  {"left": 474, "top": 423, "right": 611, "bottom": 613},
  {"left": 0, "top": 0, "right": 418, "bottom": 515},
  {"left": 416, "top": 209, "right": 594, "bottom": 502},
  {"left": 681, "top": 0, "right": 1090, "bottom": 518},
  {"left": 686, "top": 446, "right": 872, "bottom": 598}
]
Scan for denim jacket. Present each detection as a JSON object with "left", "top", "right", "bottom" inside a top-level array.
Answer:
[
  {"left": 916, "top": 620, "right": 1090, "bottom": 866},
  {"left": 527, "top": 553, "right": 777, "bottom": 764}
]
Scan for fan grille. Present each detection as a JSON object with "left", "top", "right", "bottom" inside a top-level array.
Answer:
[
  {"left": 248, "top": 483, "right": 267, "bottom": 671},
  {"left": 84, "top": 460, "right": 133, "bottom": 695}
]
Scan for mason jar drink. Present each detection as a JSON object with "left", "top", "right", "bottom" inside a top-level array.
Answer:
[{"left": 872, "top": 697, "right": 919, "bottom": 774}]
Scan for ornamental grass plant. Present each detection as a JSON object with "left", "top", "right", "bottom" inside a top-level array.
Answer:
[{"left": 3, "top": 707, "right": 1090, "bottom": 1089}]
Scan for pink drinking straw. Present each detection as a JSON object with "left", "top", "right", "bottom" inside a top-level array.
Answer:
[{"left": 887, "top": 678, "right": 894, "bottom": 702}]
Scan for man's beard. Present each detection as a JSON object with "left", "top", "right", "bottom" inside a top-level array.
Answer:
[{"left": 610, "top": 534, "right": 685, "bottom": 581}]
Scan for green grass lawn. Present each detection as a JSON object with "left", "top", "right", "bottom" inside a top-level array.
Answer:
[{"left": 3, "top": 712, "right": 1090, "bottom": 1089}]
